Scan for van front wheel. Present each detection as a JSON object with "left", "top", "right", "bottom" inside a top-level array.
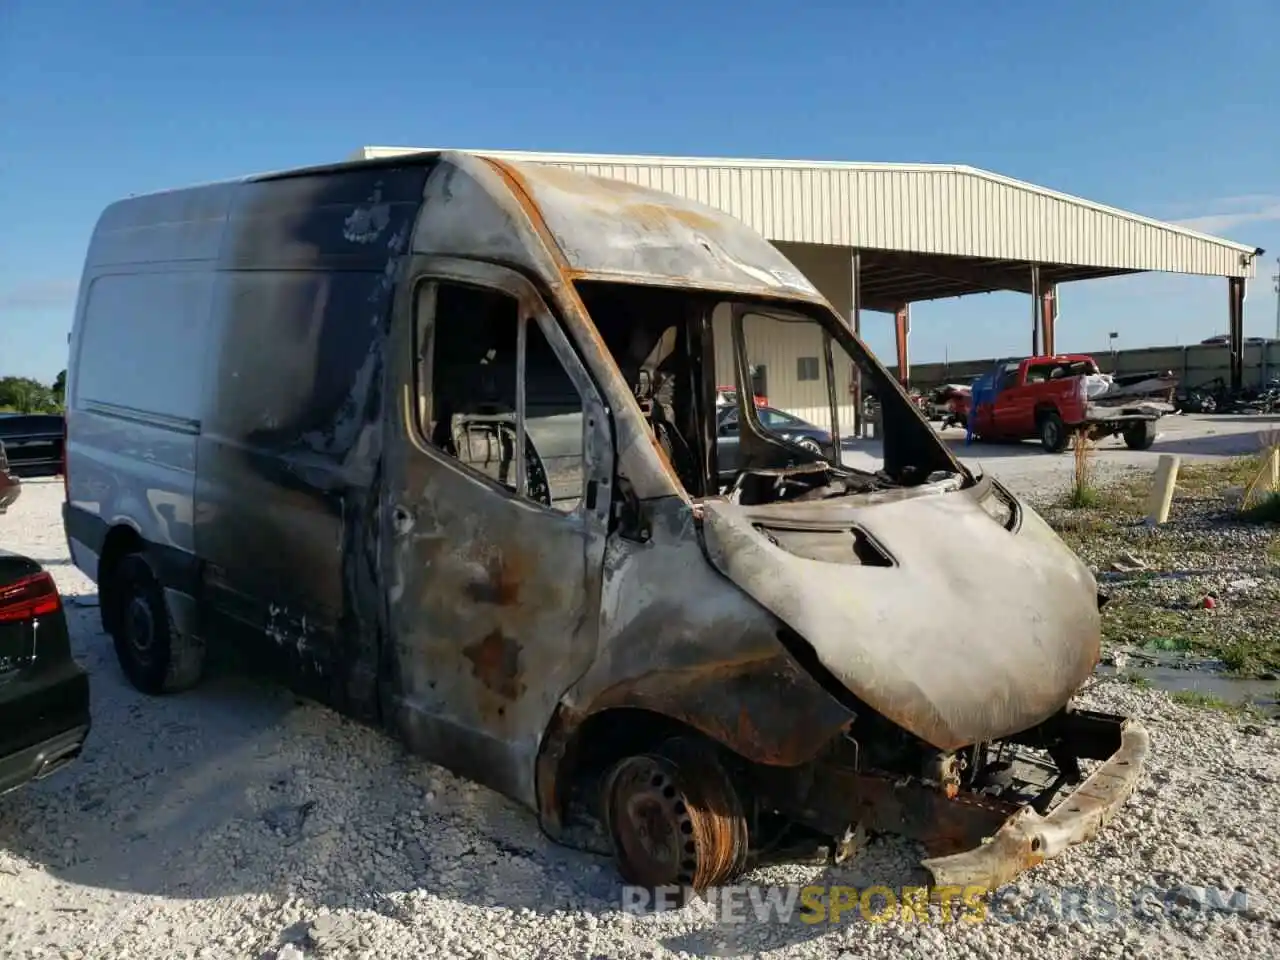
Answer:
[
  {"left": 601, "top": 737, "right": 748, "bottom": 899},
  {"left": 109, "top": 553, "right": 205, "bottom": 695}
]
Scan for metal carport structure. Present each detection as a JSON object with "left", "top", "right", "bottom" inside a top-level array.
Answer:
[{"left": 351, "top": 147, "right": 1265, "bottom": 414}]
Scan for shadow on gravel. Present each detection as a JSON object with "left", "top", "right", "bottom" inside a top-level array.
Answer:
[
  {"left": 0, "top": 596, "right": 931, "bottom": 956},
  {"left": 0, "top": 602, "right": 605, "bottom": 910},
  {"left": 940, "top": 436, "right": 1064, "bottom": 459}
]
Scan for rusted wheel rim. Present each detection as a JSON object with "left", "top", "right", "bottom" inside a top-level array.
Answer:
[
  {"left": 602, "top": 738, "right": 748, "bottom": 893},
  {"left": 603, "top": 755, "right": 689, "bottom": 888}
]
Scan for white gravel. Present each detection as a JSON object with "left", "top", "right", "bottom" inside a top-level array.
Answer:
[{"left": 2, "top": 477, "right": 1279, "bottom": 959}]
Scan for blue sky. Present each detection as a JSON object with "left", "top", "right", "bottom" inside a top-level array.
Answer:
[{"left": 2, "top": 0, "right": 1279, "bottom": 383}]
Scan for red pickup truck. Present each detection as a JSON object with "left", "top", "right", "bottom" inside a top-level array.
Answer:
[{"left": 950, "top": 354, "right": 1175, "bottom": 453}]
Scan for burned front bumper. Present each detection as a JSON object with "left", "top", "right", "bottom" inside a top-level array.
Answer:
[
  {"left": 921, "top": 713, "right": 1149, "bottom": 890},
  {"left": 791, "top": 708, "right": 1150, "bottom": 892}
]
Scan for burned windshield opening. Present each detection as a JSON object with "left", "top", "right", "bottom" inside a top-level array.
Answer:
[{"left": 575, "top": 281, "right": 963, "bottom": 503}]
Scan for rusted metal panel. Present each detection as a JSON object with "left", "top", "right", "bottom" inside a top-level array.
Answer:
[
  {"left": 919, "top": 714, "right": 1150, "bottom": 890},
  {"left": 698, "top": 488, "right": 1102, "bottom": 752},
  {"left": 190, "top": 164, "right": 431, "bottom": 716},
  {"left": 502, "top": 161, "right": 828, "bottom": 300},
  {"left": 536, "top": 494, "right": 859, "bottom": 836},
  {"left": 410, "top": 155, "right": 687, "bottom": 506},
  {"left": 379, "top": 253, "right": 615, "bottom": 810},
  {"left": 556, "top": 496, "right": 856, "bottom": 764},
  {"left": 81, "top": 146, "right": 1150, "bottom": 892},
  {"left": 798, "top": 765, "right": 1020, "bottom": 858},
  {"left": 755, "top": 708, "right": 1149, "bottom": 893}
]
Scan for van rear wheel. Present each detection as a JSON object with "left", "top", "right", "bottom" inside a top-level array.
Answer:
[
  {"left": 601, "top": 737, "right": 748, "bottom": 899},
  {"left": 109, "top": 553, "right": 205, "bottom": 695}
]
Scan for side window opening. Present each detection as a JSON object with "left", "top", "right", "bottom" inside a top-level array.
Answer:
[
  {"left": 761, "top": 408, "right": 797, "bottom": 429},
  {"left": 414, "top": 280, "right": 585, "bottom": 513}
]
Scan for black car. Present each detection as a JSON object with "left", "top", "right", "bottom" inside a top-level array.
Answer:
[
  {"left": 716, "top": 404, "right": 836, "bottom": 480},
  {"left": 0, "top": 550, "right": 90, "bottom": 796},
  {"left": 0, "top": 413, "right": 65, "bottom": 477}
]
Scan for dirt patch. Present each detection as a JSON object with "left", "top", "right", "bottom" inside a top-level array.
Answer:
[{"left": 1037, "top": 456, "right": 1280, "bottom": 680}]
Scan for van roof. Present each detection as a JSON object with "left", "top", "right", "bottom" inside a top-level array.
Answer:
[{"left": 95, "top": 151, "right": 832, "bottom": 303}]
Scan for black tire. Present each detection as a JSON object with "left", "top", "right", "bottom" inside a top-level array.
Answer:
[
  {"left": 1038, "top": 411, "right": 1069, "bottom": 453},
  {"left": 796, "top": 437, "right": 822, "bottom": 454},
  {"left": 1123, "top": 420, "right": 1158, "bottom": 451},
  {"left": 109, "top": 553, "right": 205, "bottom": 695}
]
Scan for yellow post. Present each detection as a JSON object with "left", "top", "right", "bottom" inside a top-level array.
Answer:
[
  {"left": 1270, "top": 447, "right": 1279, "bottom": 490},
  {"left": 1144, "top": 454, "right": 1181, "bottom": 525}
]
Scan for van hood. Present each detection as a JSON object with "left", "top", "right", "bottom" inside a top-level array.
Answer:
[{"left": 698, "top": 489, "right": 1100, "bottom": 751}]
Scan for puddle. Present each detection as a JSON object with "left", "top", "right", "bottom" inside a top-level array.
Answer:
[{"left": 1095, "top": 662, "right": 1279, "bottom": 716}]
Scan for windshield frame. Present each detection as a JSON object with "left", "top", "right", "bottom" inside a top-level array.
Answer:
[
  {"left": 569, "top": 276, "right": 969, "bottom": 501},
  {"left": 719, "top": 296, "right": 966, "bottom": 486},
  {"left": 728, "top": 303, "right": 847, "bottom": 469}
]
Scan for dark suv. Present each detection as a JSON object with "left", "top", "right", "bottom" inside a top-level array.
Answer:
[{"left": 0, "top": 413, "right": 64, "bottom": 477}]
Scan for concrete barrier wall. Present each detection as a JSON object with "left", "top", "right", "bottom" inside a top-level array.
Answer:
[{"left": 893, "top": 342, "right": 1280, "bottom": 392}]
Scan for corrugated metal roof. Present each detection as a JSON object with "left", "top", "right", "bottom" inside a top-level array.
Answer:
[{"left": 350, "top": 146, "right": 1261, "bottom": 280}]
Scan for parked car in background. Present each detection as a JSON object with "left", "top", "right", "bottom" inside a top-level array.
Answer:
[
  {"left": 950, "top": 354, "right": 1175, "bottom": 452},
  {"left": 716, "top": 404, "right": 835, "bottom": 481},
  {"left": 1200, "top": 334, "right": 1270, "bottom": 345},
  {"left": 0, "top": 413, "right": 65, "bottom": 477},
  {"left": 0, "top": 442, "right": 20, "bottom": 514},
  {"left": 0, "top": 550, "right": 90, "bottom": 796}
]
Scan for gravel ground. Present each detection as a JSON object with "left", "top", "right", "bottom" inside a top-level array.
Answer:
[
  {"left": 2, "top": 477, "right": 1279, "bottom": 959},
  {"left": 944, "top": 412, "right": 1278, "bottom": 495}
]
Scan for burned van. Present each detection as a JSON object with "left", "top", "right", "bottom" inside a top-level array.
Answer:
[{"left": 63, "top": 151, "right": 1147, "bottom": 895}]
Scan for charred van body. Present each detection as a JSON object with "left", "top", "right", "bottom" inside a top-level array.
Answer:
[{"left": 63, "top": 152, "right": 1147, "bottom": 896}]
